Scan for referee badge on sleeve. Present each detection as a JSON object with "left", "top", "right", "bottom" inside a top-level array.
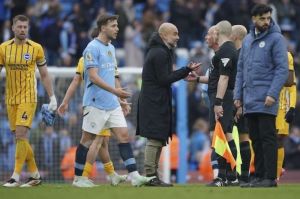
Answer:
[{"left": 221, "top": 58, "right": 230, "bottom": 67}]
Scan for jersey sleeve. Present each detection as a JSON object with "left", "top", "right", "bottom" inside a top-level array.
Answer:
[
  {"left": 83, "top": 45, "right": 100, "bottom": 69},
  {"left": 36, "top": 44, "right": 47, "bottom": 67},
  {"left": 76, "top": 57, "right": 84, "bottom": 80},
  {"left": 218, "top": 49, "right": 235, "bottom": 76},
  {"left": 288, "top": 52, "right": 294, "bottom": 71},
  {"left": 0, "top": 46, "right": 4, "bottom": 67}
]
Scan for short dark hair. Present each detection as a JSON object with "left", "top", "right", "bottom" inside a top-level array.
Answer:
[
  {"left": 251, "top": 4, "right": 272, "bottom": 16},
  {"left": 13, "top": 15, "right": 29, "bottom": 25},
  {"left": 96, "top": 14, "right": 119, "bottom": 31}
]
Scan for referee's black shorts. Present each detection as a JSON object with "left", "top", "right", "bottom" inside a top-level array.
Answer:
[
  {"left": 208, "top": 90, "right": 234, "bottom": 133},
  {"left": 235, "top": 114, "right": 249, "bottom": 134}
]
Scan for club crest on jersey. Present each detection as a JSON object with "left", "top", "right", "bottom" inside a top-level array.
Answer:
[
  {"left": 85, "top": 52, "right": 93, "bottom": 61},
  {"left": 107, "top": 51, "right": 112, "bottom": 57},
  {"left": 24, "top": 53, "right": 30, "bottom": 61},
  {"left": 259, "top": 41, "right": 265, "bottom": 48}
]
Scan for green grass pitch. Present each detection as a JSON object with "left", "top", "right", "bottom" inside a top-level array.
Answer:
[{"left": 1, "top": 184, "right": 300, "bottom": 199}]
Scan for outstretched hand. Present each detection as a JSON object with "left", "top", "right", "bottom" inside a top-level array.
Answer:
[
  {"left": 185, "top": 71, "right": 198, "bottom": 82},
  {"left": 187, "top": 62, "right": 201, "bottom": 71},
  {"left": 114, "top": 87, "right": 131, "bottom": 98}
]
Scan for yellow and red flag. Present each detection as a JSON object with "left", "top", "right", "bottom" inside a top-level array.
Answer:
[{"left": 211, "top": 121, "right": 236, "bottom": 170}]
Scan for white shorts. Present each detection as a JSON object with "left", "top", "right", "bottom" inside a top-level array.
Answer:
[{"left": 82, "top": 106, "right": 127, "bottom": 134}]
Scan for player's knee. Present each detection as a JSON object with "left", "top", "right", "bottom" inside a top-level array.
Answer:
[
  {"left": 115, "top": 130, "right": 129, "bottom": 143},
  {"left": 118, "top": 134, "right": 129, "bottom": 143},
  {"left": 15, "top": 128, "right": 28, "bottom": 139},
  {"left": 80, "top": 131, "right": 95, "bottom": 147}
]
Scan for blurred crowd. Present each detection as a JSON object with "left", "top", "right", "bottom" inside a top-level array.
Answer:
[{"left": 1, "top": 0, "right": 300, "bottom": 182}]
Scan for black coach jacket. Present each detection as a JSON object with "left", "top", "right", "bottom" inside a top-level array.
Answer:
[{"left": 136, "top": 32, "right": 191, "bottom": 144}]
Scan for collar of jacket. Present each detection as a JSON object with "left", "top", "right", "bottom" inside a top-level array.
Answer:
[
  {"left": 249, "top": 19, "right": 281, "bottom": 41},
  {"left": 146, "top": 32, "right": 174, "bottom": 53}
]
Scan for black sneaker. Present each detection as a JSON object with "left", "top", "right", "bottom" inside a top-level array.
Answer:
[
  {"left": 240, "top": 177, "right": 262, "bottom": 188},
  {"left": 206, "top": 177, "right": 226, "bottom": 187},
  {"left": 145, "top": 177, "right": 173, "bottom": 187},
  {"left": 249, "top": 179, "right": 277, "bottom": 188},
  {"left": 226, "top": 179, "right": 239, "bottom": 186},
  {"left": 20, "top": 177, "right": 42, "bottom": 187}
]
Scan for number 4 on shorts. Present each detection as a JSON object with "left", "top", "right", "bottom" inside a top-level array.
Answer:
[{"left": 22, "top": 112, "right": 28, "bottom": 120}]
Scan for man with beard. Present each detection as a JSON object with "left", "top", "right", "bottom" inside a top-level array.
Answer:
[
  {"left": 234, "top": 4, "right": 288, "bottom": 187},
  {"left": 0, "top": 15, "right": 57, "bottom": 187}
]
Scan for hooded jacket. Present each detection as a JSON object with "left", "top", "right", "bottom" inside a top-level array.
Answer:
[
  {"left": 136, "top": 32, "right": 191, "bottom": 143},
  {"left": 234, "top": 21, "right": 288, "bottom": 115}
]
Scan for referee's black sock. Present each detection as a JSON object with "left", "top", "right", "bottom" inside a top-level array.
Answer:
[
  {"left": 226, "top": 140, "right": 237, "bottom": 181},
  {"left": 217, "top": 156, "right": 227, "bottom": 181},
  {"left": 74, "top": 144, "right": 89, "bottom": 176},
  {"left": 240, "top": 141, "right": 251, "bottom": 182}
]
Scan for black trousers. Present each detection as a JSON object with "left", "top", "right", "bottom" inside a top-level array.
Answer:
[{"left": 246, "top": 113, "right": 277, "bottom": 180}]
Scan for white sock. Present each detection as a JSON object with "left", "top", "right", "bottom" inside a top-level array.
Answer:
[
  {"left": 129, "top": 171, "right": 139, "bottom": 179},
  {"left": 11, "top": 172, "right": 20, "bottom": 182},
  {"left": 30, "top": 171, "right": 40, "bottom": 179}
]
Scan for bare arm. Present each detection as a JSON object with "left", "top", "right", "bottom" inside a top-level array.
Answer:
[
  {"left": 38, "top": 65, "right": 54, "bottom": 97},
  {"left": 38, "top": 65, "right": 57, "bottom": 111},
  {"left": 89, "top": 67, "right": 117, "bottom": 94},
  {"left": 62, "top": 75, "right": 82, "bottom": 105},
  {"left": 197, "top": 76, "right": 209, "bottom": 84},
  {"left": 57, "top": 74, "right": 82, "bottom": 116},
  {"left": 115, "top": 77, "right": 131, "bottom": 116},
  {"left": 89, "top": 67, "right": 130, "bottom": 98},
  {"left": 214, "top": 75, "right": 229, "bottom": 120},
  {"left": 216, "top": 75, "right": 229, "bottom": 99}
]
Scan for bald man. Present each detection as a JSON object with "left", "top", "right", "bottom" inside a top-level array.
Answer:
[
  {"left": 205, "top": 20, "right": 238, "bottom": 187},
  {"left": 231, "top": 25, "right": 247, "bottom": 50},
  {"left": 136, "top": 23, "right": 200, "bottom": 186},
  {"left": 231, "top": 25, "right": 252, "bottom": 186}
]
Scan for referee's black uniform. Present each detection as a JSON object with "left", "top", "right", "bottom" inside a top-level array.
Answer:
[
  {"left": 208, "top": 41, "right": 237, "bottom": 134},
  {"left": 208, "top": 40, "right": 238, "bottom": 184}
]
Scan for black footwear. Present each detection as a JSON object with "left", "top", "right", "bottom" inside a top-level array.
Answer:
[
  {"left": 20, "top": 177, "right": 42, "bottom": 187},
  {"left": 226, "top": 179, "right": 239, "bottom": 186},
  {"left": 249, "top": 179, "right": 277, "bottom": 188},
  {"left": 239, "top": 180, "right": 249, "bottom": 187},
  {"left": 240, "top": 177, "right": 262, "bottom": 188},
  {"left": 206, "top": 177, "right": 226, "bottom": 187},
  {"left": 145, "top": 177, "right": 173, "bottom": 187}
]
